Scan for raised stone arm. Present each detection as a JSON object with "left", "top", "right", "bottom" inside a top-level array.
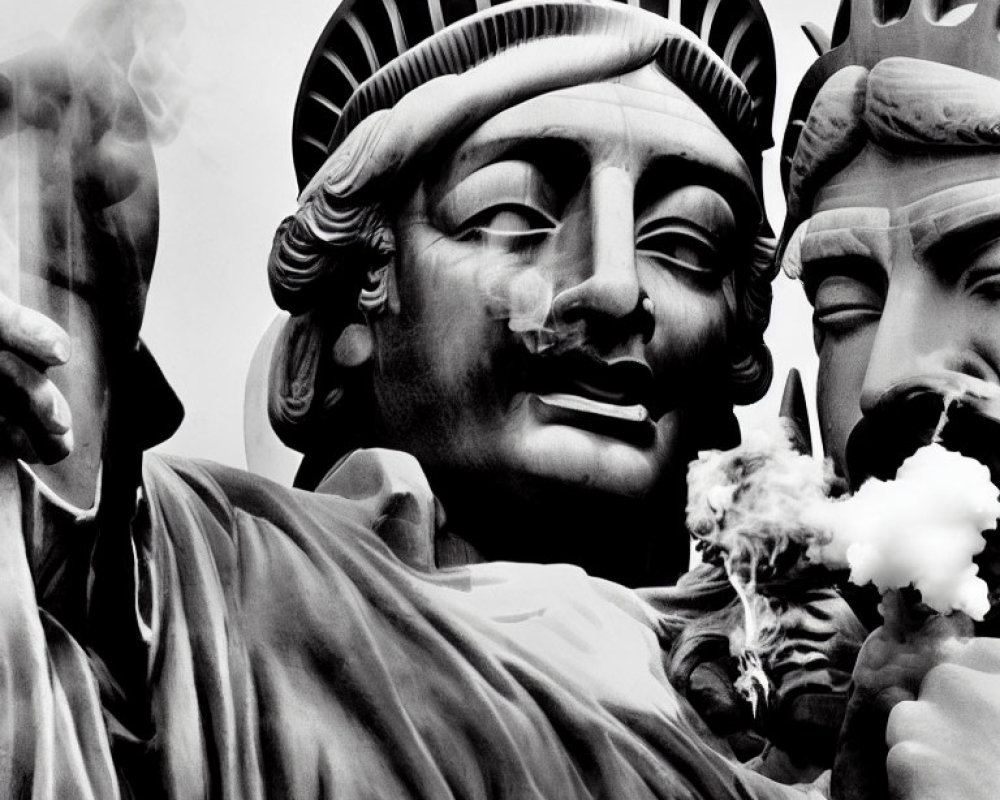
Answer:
[{"left": 0, "top": 44, "right": 166, "bottom": 511}]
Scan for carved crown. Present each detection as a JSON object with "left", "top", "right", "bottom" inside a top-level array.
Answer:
[
  {"left": 782, "top": 0, "right": 1000, "bottom": 191},
  {"left": 292, "top": 0, "right": 776, "bottom": 191}
]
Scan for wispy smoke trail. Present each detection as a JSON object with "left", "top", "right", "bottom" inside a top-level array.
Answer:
[{"left": 66, "top": 0, "right": 189, "bottom": 145}]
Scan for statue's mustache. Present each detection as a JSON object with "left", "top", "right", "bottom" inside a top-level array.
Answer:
[
  {"left": 846, "top": 373, "right": 1000, "bottom": 489},
  {"left": 517, "top": 347, "right": 669, "bottom": 418}
]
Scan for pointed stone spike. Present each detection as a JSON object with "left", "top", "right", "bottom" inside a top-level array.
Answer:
[
  {"left": 801, "top": 22, "right": 831, "bottom": 56},
  {"left": 779, "top": 368, "right": 813, "bottom": 456}
]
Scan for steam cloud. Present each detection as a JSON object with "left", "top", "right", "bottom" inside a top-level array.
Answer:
[
  {"left": 686, "top": 420, "right": 1000, "bottom": 711},
  {"left": 807, "top": 444, "right": 1000, "bottom": 620}
]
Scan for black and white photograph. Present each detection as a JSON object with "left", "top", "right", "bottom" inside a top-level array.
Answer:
[{"left": 1, "top": 0, "right": 998, "bottom": 797}]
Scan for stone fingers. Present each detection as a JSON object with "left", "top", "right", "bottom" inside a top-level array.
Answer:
[
  {"left": 0, "top": 293, "right": 71, "bottom": 368},
  {"left": 0, "top": 351, "right": 73, "bottom": 464}
]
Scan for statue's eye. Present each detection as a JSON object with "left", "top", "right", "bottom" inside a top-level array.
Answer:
[
  {"left": 636, "top": 220, "right": 722, "bottom": 282},
  {"left": 458, "top": 205, "right": 556, "bottom": 247},
  {"left": 633, "top": 186, "right": 737, "bottom": 284},
  {"left": 435, "top": 160, "right": 558, "bottom": 253},
  {"left": 964, "top": 240, "right": 1000, "bottom": 301},
  {"left": 809, "top": 268, "right": 884, "bottom": 338}
]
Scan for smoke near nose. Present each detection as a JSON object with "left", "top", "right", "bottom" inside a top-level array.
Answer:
[
  {"left": 476, "top": 246, "right": 584, "bottom": 357},
  {"left": 472, "top": 204, "right": 627, "bottom": 359}
]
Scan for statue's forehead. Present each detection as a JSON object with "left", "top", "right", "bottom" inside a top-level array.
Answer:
[
  {"left": 813, "top": 144, "right": 1000, "bottom": 219},
  {"left": 445, "top": 65, "right": 751, "bottom": 186},
  {"left": 787, "top": 145, "right": 1000, "bottom": 281}
]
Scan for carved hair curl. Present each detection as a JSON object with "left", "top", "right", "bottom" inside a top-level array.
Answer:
[
  {"left": 267, "top": 114, "right": 394, "bottom": 460},
  {"left": 728, "top": 235, "right": 778, "bottom": 405}
]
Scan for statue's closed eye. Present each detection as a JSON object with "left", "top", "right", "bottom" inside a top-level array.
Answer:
[
  {"left": 809, "top": 263, "right": 885, "bottom": 339},
  {"left": 633, "top": 184, "right": 737, "bottom": 285},
  {"left": 435, "top": 160, "right": 558, "bottom": 249},
  {"left": 961, "top": 240, "right": 1000, "bottom": 302},
  {"left": 457, "top": 206, "right": 556, "bottom": 247},
  {"left": 635, "top": 220, "right": 723, "bottom": 283}
]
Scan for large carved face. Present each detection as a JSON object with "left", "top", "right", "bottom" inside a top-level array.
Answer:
[
  {"left": 785, "top": 61, "right": 1000, "bottom": 486},
  {"left": 368, "top": 63, "right": 758, "bottom": 499},
  {"left": 803, "top": 145, "right": 1000, "bottom": 479},
  {"left": 785, "top": 60, "right": 1000, "bottom": 607}
]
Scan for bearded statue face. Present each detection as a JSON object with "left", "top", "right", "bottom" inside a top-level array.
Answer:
[{"left": 782, "top": 56, "right": 1000, "bottom": 611}]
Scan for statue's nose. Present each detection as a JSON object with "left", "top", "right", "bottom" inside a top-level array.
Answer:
[
  {"left": 859, "top": 274, "right": 998, "bottom": 416},
  {"left": 550, "top": 167, "right": 642, "bottom": 325}
]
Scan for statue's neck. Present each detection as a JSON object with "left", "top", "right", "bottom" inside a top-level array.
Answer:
[{"left": 426, "top": 466, "right": 690, "bottom": 589}]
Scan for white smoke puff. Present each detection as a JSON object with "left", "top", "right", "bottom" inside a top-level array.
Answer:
[
  {"left": 807, "top": 444, "right": 1000, "bottom": 620},
  {"left": 686, "top": 420, "right": 833, "bottom": 574},
  {"left": 505, "top": 269, "right": 552, "bottom": 335}
]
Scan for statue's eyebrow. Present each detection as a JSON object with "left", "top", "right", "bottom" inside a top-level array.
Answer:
[
  {"left": 434, "top": 135, "right": 587, "bottom": 192},
  {"left": 434, "top": 160, "right": 559, "bottom": 229},
  {"left": 907, "top": 179, "right": 1000, "bottom": 262},
  {"left": 636, "top": 155, "right": 758, "bottom": 232},
  {"left": 798, "top": 208, "right": 891, "bottom": 266}
]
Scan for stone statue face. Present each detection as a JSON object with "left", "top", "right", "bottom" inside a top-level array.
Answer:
[
  {"left": 369, "top": 63, "right": 757, "bottom": 498},
  {"left": 801, "top": 142, "right": 1000, "bottom": 482}
]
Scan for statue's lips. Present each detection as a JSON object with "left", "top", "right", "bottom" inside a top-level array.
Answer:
[{"left": 522, "top": 351, "right": 658, "bottom": 442}]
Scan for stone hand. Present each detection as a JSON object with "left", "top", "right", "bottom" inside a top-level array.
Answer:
[
  {"left": 884, "top": 635, "right": 1000, "bottom": 800},
  {"left": 832, "top": 611, "right": 972, "bottom": 800},
  {"left": 0, "top": 292, "right": 73, "bottom": 464}
]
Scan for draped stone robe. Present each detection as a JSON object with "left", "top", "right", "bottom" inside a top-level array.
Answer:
[{"left": 1, "top": 448, "right": 828, "bottom": 799}]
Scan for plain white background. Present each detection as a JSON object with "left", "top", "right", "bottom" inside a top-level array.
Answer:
[{"left": 3, "top": 0, "right": 839, "bottom": 478}]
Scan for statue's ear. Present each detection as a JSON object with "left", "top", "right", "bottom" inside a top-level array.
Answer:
[
  {"left": 332, "top": 323, "right": 374, "bottom": 368},
  {"left": 359, "top": 261, "right": 400, "bottom": 318}
]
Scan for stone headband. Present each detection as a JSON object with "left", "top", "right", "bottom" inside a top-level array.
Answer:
[{"left": 293, "top": 0, "right": 776, "bottom": 191}]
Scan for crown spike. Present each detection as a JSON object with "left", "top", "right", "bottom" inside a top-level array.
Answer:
[
  {"left": 320, "top": 51, "right": 361, "bottom": 91},
  {"left": 428, "top": 0, "right": 447, "bottom": 33},
  {"left": 306, "top": 91, "right": 341, "bottom": 116},
  {"left": 346, "top": 14, "right": 381, "bottom": 75},
  {"left": 700, "top": 0, "right": 723, "bottom": 41},
  {"left": 381, "top": 0, "right": 410, "bottom": 56},
  {"left": 741, "top": 54, "right": 762, "bottom": 87},
  {"left": 724, "top": 17, "right": 752, "bottom": 64}
]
